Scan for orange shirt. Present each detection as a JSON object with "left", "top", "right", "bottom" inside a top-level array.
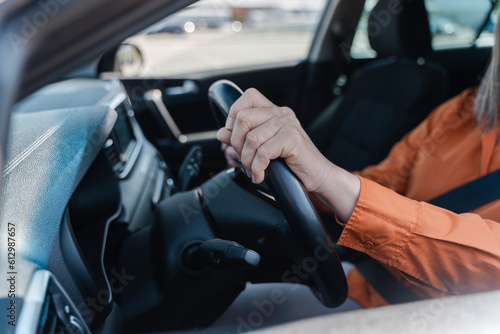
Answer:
[{"left": 332, "top": 88, "right": 500, "bottom": 307}]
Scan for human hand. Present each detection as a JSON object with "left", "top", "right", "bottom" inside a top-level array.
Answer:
[
  {"left": 216, "top": 88, "right": 360, "bottom": 222},
  {"left": 216, "top": 88, "right": 333, "bottom": 193},
  {"left": 221, "top": 143, "right": 242, "bottom": 168}
]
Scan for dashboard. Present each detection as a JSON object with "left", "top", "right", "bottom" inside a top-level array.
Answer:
[{"left": 3, "top": 78, "right": 177, "bottom": 333}]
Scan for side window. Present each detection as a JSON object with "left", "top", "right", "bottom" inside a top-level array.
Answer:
[
  {"left": 426, "top": 0, "right": 495, "bottom": 49},
  {"left": 121, "top": 0, "right": 328, "bottom": 77},
  {"left": 350, "top": 0, "right": 378, "bottom": 59},
  {"left": 350, "top": 0, "right": 497, "bottom": 59}
]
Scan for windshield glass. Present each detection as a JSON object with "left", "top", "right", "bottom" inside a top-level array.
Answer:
[{"left": 120, "top": 0, "right": 327, "bottom": 77}]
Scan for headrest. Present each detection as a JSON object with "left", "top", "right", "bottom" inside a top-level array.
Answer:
[{"left": 368, "top": 0, "right": 433, "bottom": 58}]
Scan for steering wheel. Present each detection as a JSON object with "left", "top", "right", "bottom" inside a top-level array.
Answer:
[{"left": 208, "top": 80, "right": 347, "bottom": 307}]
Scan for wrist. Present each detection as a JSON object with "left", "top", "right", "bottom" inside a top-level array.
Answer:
[{"left": 312, "top": 162, "right": 361, "bottom": 223}]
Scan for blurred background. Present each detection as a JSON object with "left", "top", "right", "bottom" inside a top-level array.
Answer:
[{"left": 120, "top": 0, "right": 499, "bottom": 77}]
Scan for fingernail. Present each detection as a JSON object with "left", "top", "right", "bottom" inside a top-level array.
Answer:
[
  {"left": 252, "top": 175, "right": 256, "bottom": 184},
  {"left": 225, "top": 117, "right": 234, "bottom": 129}
]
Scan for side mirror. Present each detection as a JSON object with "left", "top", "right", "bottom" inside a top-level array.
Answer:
[{"left": 115, "top": 43, "right": 143, "bottom": 77}]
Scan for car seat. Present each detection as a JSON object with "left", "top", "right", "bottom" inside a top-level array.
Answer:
[{"left": 308, "top": 0, "right": 449, "bottom": 172}]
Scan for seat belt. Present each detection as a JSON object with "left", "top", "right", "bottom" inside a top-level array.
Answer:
[
  {"left": 355, "top": 168, "right": 500, "bottom": 304},
  {"left": 427, "top": 168, "right": 500, "bottom": 213}
]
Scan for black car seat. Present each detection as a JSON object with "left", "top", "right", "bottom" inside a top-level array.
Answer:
[{"left": 308, "top": 0, "right": 449, "bottom": 172}]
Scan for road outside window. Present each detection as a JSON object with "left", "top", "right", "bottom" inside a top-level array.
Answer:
[{"left": 120, "top": 0, "right": 327, "bottom": 77}]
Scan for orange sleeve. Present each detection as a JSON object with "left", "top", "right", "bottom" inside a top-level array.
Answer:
[
  {"left": 311, "top": 89, "right": 475, "bottom": 216},
  {"left": 338, "top": 176, "right": 500, "bottom": 298}
]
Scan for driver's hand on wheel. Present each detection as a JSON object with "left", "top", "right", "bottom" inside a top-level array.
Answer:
[
  {"left": 216, "top": 88, "right": 361, "bottom": 222},
  {"left": 221, "top": 143, "right": 242, "bottom": 168}
]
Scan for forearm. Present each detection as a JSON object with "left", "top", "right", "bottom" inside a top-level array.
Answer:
[{"left": 311, "top": 161, "right": 361, "bottom": 223}]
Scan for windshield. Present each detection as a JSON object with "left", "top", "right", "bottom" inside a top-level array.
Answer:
[{"left": 120, "top": 0, "right": 327, "bottom": 77}]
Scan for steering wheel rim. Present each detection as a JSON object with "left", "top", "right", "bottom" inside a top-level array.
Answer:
[{"left": 208, "top": 80, "right": 347, "bottom": 307}]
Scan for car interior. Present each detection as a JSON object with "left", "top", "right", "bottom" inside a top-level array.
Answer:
[
  {"left": 1, "top": 0, "right": 500, "bottom": 333},
  {"left": 308, "top": 0, "right": 449, "bottom": 172}
]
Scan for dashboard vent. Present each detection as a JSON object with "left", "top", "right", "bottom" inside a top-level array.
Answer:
[
  {"left": 40, "top": 293, "right": 69, "bottom": 334},
  {"left": 103, "top": 138, "right": 125, "bottom": 174},
  {"left": 21, "top": 270, "right": 91, "bottom": 334}
]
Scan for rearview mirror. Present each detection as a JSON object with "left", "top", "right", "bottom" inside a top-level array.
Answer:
[{"left": 115, "top": 43, "right": 143, "bottom": 77}]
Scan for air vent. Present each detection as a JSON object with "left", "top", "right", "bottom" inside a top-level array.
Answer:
[
  {"left": 17, "top": 270, "right": 91, "bottom": 334},
  {"left": 39, "top": 293, "right": 82, "bottom": 334},
  {"left": 103, "top": 138, "right": 125, "bottom": 174}
]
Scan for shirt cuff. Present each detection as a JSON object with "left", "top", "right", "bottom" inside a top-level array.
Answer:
[{"left": 337, "top": 176, "right": 421, "bottom": 267}]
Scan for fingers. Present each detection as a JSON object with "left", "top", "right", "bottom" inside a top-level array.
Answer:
[
  {"left": 216, "top": 104, "right": 276, "bottom": 148},
  {"left": 249, "top": 134, "right": 283, "bottom": 184},
  {"left": 216, "top": 107, "right": 274, "bottom": 148},
  {"left": 222, "top": 144, "right": 242, "bottom": 168},
  {"left": 216, "top": 87, "right": 306, "bottom": 184},
  {"left": 226, "top": 88, "right": 274, "bottom": 129},
  {"left": 217, "top": 111, "right": 281, "bottom": 177},
  {"left": 239, "top": 117, "right": 283, "bottom": 175},
  {"left": 230, "top": 107, "right": 278, "bottom": 153},
  {"left": 249, "top": 127, "right": 302, "bottom": 184},
  {"left": 217, "top": 127, "right": 232, "bottom": 145}
]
